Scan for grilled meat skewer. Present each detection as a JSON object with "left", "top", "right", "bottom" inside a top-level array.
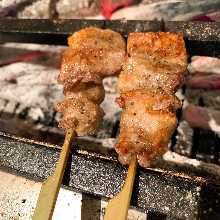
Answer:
[
  {"left": 56, "top": 27, "right": 126, "bottom": 135},
  {"left": 116, "top": 32, "right": 187, "bottom": 168}
]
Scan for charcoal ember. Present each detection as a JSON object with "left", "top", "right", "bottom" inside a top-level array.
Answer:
[
  {"left": 0, "top": 101, "right": 18, "bottom": 119},
  {"left": 0, "top": 0, "right": 24, "bottom": 17},
  {"left": 95, "top": 77, "right": 120, "bottom": 138},
  {"left": 56, "top": 0, "right": 100, "bottom": 19},
  {"left": 0, "top": 45, "right": 62, "bottom": 112},
  {"left": 103, "top": 76, "right": 118, "bottom": 94},
  {"left": 142, "top": 0, "right": 168, "bottom": 4},
  {"left": 185, "top": 89, "right": 220, "bottom": 111},
  {"left": 174, "top": 120, "right": 193, "bottom": 157},
  {"left": 187, "top": 74, "right": 220, "bottom": 90},
  {"left": 28, "top": 107, "right": 45, "bottom": 123},
  {"left": 15, "top": 103, "right": 29, "bottom": 120},
  {"left": 193, "top": 128, "right": 218, "bottom": 163},
  {"left": 18, "top": 0, "right": 51, "bottom": 18},
  {"left": 111, "top": 0, "right": 220, "bottom": 20},
  {"left": 0, "top": 99, "right": 7, "bottom": 116},
  {"left": 54, "top": 112, "right": 61, "bottom": 127},
  {"left": 188, "top": 56, "right": 220, "bottom": 75},
  {"left": 187, "top": 56, "right": 220, "bottom": 91},
  {"left": 0, "top": 0, "right": 23, "bottom": 8},
  {"left": 183, "top": 105, "right": 220, "bottom": 135},
  {"left": 207, "top": 11, "right": 220, "bottom": 21},
  {"left": 101, "top": 0, "right": 134, "bottom": 19},
  {"left": 98, "top": 93, "right": 121, "bottom": 138}
]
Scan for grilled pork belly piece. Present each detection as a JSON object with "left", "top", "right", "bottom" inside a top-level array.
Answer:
[
  {"left": 118, "top": 32, "right": 187, "bottom": 94},
  {"left": 118, "top": 57, "right": 185, "bottom": 94},
  {"left": 116, "top": 90, "right": 181, "bottom": 167},
  {"left": 127, "top": 32, "right": 187, "bottom": 67},
  {"left": 57, "top": 27, "right": 125, "bottom": 134},
  {"left": 116, "top": 32, "right": 187, "bottom": 167}
]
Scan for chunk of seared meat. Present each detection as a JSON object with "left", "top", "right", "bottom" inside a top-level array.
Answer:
[
  {"left": 56, "top": 97, "right": 104, "bottom": 136},
  {"left": 57, "top": 27, "right": 125, "bottom": 135},
  {"left": 127, "top": 32, "right": 187, "bottom": 68},
  {"left": 118, "top": 57, "right": 185, "bottom": 94},
  {"left": 116, "top": 32, "right": 187, "bottom": 168},
  {"left": 64, "top": 83, "right": 105, "bottom": 104},
  {"left": 58, "top": 27, "right": 126, "bottom": 89},
  {"left": 116, "top": 90, "right": 181, "bottom": 167}
]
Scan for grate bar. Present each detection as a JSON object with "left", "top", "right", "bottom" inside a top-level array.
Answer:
[
  {"left": 0, "top": 19, "right": 219, "bottom": 56},
  {"left": 0, "top": 132, "right": 220, "bottom": 219}
]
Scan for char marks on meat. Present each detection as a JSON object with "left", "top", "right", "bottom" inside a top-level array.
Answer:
[{"left": 116, "top": 32, "right": 187, "bottom": 167}]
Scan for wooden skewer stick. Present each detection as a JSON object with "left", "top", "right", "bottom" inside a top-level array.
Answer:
[
  {"left": 104, "top": 157, "right": 138, "bottom": 220},
  {"left": 32, "top": 129, "right": 76, "bottom": 220}
]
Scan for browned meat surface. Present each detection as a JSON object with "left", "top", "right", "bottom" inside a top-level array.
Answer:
[
  {"left": 58, "top": 48, "right": 103, "bottom": 86},
  {"left": 57, "top": 27, "right": 125, "bottom": 134},
  {"left": 118, "top": 32, "right": 187, "bottom": 94},
  {"left": 118, "top": 57, "right": 185, "bottom": 94},
  {"left": 56, "top": 97, "right": 104, "bottom": 135},
  {"left": 64, "top": 83, "right": 105, "bottom": 104},
  {"left": 58, "top": 27, "right": 126, "bottom": 89},
  {"left": 68, "top": 27, "right": 125, "bottom": 55},
  {"left": 127, "top": 32, "right": 187, "bottom": 67},
  {"left": 116, "top": 32, "right": 187, "bottom": 168},
  {"left": 116, "top": 90, "right": 181, "bottom": 167}
]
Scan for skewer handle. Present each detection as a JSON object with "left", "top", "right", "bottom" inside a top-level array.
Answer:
[
  {"left": 104, "top": 157, "right": 138, "bottom": 220},
  {"left": 32, "top": 129, "right": 76, "bottom": 220}
]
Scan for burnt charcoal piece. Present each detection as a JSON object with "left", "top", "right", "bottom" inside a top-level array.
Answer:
[{"left": 193, "top": 128, "right": 219, "bottom": 163}]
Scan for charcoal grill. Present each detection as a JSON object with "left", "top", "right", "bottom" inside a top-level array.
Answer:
[{"left": 0, "top": 19, "right": 220, "bottom": 220}]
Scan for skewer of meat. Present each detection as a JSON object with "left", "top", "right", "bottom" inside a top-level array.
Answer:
[
  {"left": 116, "top": 32, "right": 188, "bottom": 168},
  {"left": 56, "top": 27, "right": 126, "bottom": 136},
  {"left": 33, "top": 27, "right": 126, "bottom": 220},
  {"left": 104, "top": 32, "right": 187, "bottom": 220}
]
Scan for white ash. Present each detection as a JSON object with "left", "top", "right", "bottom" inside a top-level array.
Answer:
[
  {"left": 0, "top": 0, "right": 24, "bottom": 8},
  {"left": 101, "top": 200, "right": 147, "bottom": 220},
  {"left": 111, "top": 0, "right": 220, "bottom": 20},
  {"left": 56, "top": 0, "right": 100, "bottom": 19},
  {"left": 175, "top": 89, "right": 185, "bottom": 102},
  {"left": 15, "top": 103, "right": 28, "bottom": 116},
  {"left": 175, "top": 121, "right": 193, "bottom": 156},
  {"left": 0, "top": 43, "right": 65, "bottom": 113},
  {"left": 3, "top": 43, "right": 66, "bottom": 53},
  {"left": 208, "top": 114, "right": 220, "bottom": 135},
  {"left": 0, "top": 99, "right": 7, "bottom": 114},
  {"left": 142, "top": 0, "right": 174, "bottom": 4},
  {"left": 1, "top": 101, "right": 17, "bottom": 117},
  {"left": 85, "top": 14, "right": 105, "bottom": 19},
  {"left": 163, "top": 151, "right": 220, "bottom": 178},
  {"left": 18, "top": 0, "right": 50, "bottom": 18},
  {"left": 103, "top": 76, "right": 118, "bottom": 94},
  {"left": 0, "top": 62, "right": 61, "bottom": 111},
  {"left": 96, "top": 77, "right": 121, "bottom": 138},
  {"left": 28, "top": 107, "right": 45, "bottom": 122},
  {"left": 188, "top": 56, "right": 220, "bottom": 75}
]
